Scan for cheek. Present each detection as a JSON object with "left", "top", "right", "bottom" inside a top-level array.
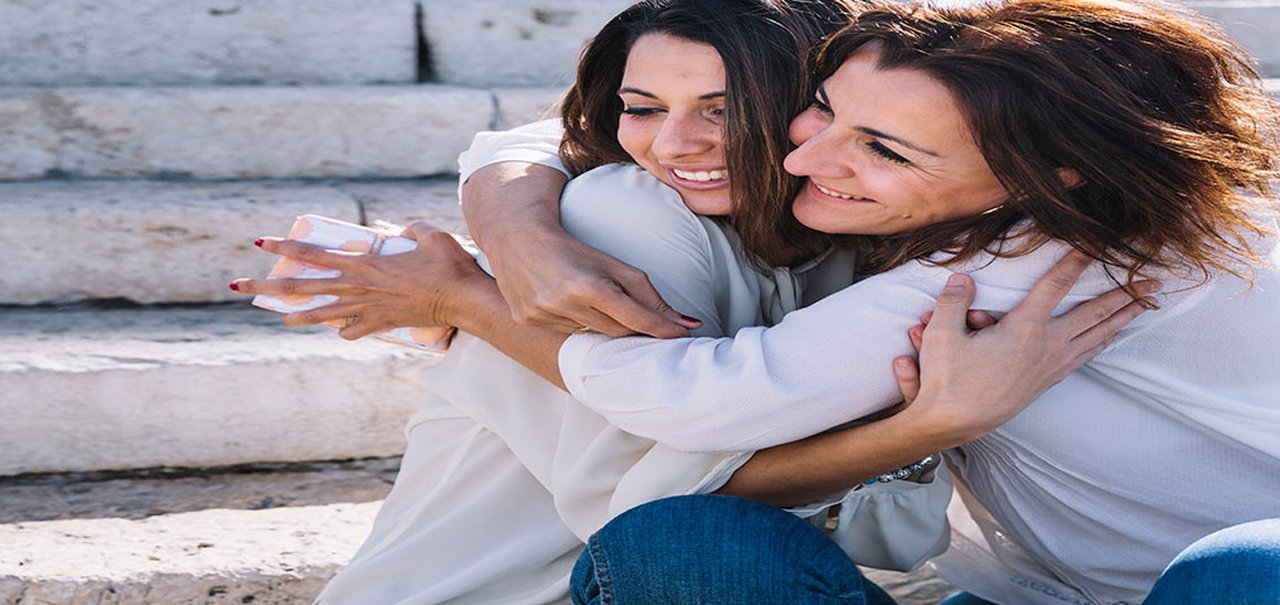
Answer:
[{"left": 616, "top": 121, "right": 651, "bottom": 164}]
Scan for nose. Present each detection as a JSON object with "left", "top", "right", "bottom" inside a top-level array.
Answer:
[
  {"left": 651, "top": 112, "right": 716, "bottom": 160},
  {"left": 784, "top": 109, "right": 853, "bottom": 179}
]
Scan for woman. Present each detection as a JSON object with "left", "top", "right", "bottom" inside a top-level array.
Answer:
[
  {"left": 250, "top": 0, "right": 1279, "bottom": 603},
  {"left": 237, "top": 1, "right": 970, "bottom": 602}
]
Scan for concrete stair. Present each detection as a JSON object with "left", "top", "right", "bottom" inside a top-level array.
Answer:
[{"left": 0, "top": 0, "right": 1275, "bottom": 603}]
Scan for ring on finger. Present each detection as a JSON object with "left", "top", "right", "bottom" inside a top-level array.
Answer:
[{"left": 345, "top": 315, "right": 361, "bottom": 328}]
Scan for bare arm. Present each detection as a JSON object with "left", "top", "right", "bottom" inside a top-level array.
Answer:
[
  {"left": 717, "top": 254, "right": 1158, "bottom": 507},
  {"left": 461, "top": 162, "right": 692, "bottom": 338}
]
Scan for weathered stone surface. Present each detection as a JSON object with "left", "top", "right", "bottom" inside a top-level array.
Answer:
[
  {"left": 1189, "top": 1, "right": 1280, "bottom": 76},
  {"left": 0, "top": 95, "right": 58, "bottom": 180},
  {"left": 0, "top": 502, "right": 380, "bottom": 605},
  {"left": 0, "top": 305, "right": 435, "bottom": 476},
  {"left": 492, "top": 86, "right": 566, "bottom": 129},
  {"left": 336, "top": 180, "right": 470, "bottom": 234},
  {"left": 0, "top": 0, "right": 416, "bottom": 86},
  {"left": 0, "top": 178, "right": 462, "bottom": 304},
  {"left": 423, "top": 0, "right": 634, "bottom": 86},
  {"left": 0, "top": 86, "right": 491, "bottom": 180},
  {"left": 0, "top": 458, "right": 399, "bottom": 524}
]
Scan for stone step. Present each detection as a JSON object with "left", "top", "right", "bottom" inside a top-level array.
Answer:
[
  {"left": 0, "top": 304, "right": 436, "bottom": 476},
  {"left": 422, "top": 0, "right": 634, "bottom": 86},
  {"left": 0, "top": 0, "right": 416, "bottom": 86},
  {"left": 0, "top": 85, "right": 563, "bottom": 181},
  {"left": 1188, "top": 1, "right": 1280, "bottom": 76},
  {"left": 0, "top": 460, "right": 953, "bottom": 604},
  {"left": 0, "top": 459, "right": 395, "bottom": 604},
  {"left": 0, "top": 0, "right": 634, "bottom": 88},
  {"left": 0, "top": 178, "right": 467, "bottom": 305}
]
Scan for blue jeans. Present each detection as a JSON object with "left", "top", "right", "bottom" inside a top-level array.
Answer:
[
  {"left": 572, "top": 495, "right": 1280, "bottom": 605},
  {"left": 570, "top": 494, "right": 896, "bottom": 604}
]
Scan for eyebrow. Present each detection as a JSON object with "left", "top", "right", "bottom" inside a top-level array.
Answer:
[
  {"left": 816, "top": 84, "right": 942, "bottom": 158},
  {"left": 618, "top": 87, "right": 726, "bottom": 101}
]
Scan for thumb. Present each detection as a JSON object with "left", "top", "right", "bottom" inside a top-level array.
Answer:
[
  {"left": 927, "top": 273, "right": 977, "bottom": 335},
  {"left": 401, "top": 221, "right": 444, "bottom": 241}
]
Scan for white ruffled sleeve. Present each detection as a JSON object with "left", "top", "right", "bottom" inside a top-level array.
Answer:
[{"left": 558, "top": 241, "right": 1121, "bottom": 452}]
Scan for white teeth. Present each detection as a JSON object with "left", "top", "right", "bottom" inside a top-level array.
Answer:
[
  {"left": 673, "top": 169, "right": 728, "bottom": 182},
  {"left": 815, "top": 183, "right": 864, "bottom": 201}
]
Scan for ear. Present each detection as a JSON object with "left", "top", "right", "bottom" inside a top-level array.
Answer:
[{"left": 1055, "top": 168, "right": 1084, "bottom": 190}]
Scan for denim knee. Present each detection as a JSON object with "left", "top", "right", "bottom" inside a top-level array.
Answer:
[
  {"left": 1145, "top": 518, "right": 1280, "bottom": 604},
  {"left": 570, "top": 494, "right": 891, "bottom": 605}
]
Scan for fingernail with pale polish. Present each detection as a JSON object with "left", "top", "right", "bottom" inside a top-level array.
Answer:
[{"left": 947, "top": 274, "right": 966, "bottom": 287}]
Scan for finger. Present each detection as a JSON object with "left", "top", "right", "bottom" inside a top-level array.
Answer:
[
  {"left": 1066, "top": 297, "right": 1150, "bottom": 357},
  {"left": 893, "top": 356, "right": 921, "bottom": 405},
  {"left": 613, "top": 271, "right": 701, "bottom": 332},
  {"left": 400, "top": 222, "right": 446, "bottom": 241},
  {"left": 259, "top": 237, "right": 364, "bottom": 272},
  {"left": 967, "top": 310, "right": 998, "bottom": 330},
  {"left": 908, "top": 324, "right": 925, "bottom": 352},
  {"left": 231, "top": 277, "right": 348, "bottom": 297},
  {"left": 565, "top": 306, "right": 638, "bottom": 338},
  {"left": 1005, "top": 250, "right": 1092, "bottom": 323},
  {"left": 924, "top": 273, "right": 978, "bottom": 337},
  {"left": 920, "top": 311, "right": 933, "bottom": 325},
  {"left": 1054, "top": 279, "right": 1160, "bottom": 338},
  {"left": 338, "top": 318, "right": 386, "bottom": 341},
  {"left": 592, "top": 296, "right": 693, "bottom": 338},
  {"left": 281, "top": 303, "right": 361, "bottom": 328}
]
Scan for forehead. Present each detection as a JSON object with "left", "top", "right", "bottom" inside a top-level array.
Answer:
[
  {"left": 825, "top": 48, "right": 974, "bottom": 150},
  {"left": 622, "top": 33, "right": 724, "bottom": 87}
]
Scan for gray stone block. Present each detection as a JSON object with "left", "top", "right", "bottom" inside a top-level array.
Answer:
[
  {"left": 423, "top": 0, "right": 634, "bottom": 86},
  {"left": 0, "top": 502, "right": 379, "bottom": 604},
  {"left": 0, "top": 86, "right": 491, "bottom": 180},
  {"left": 1188, "top": 1, "right": 1280, "bottom": 76},
  {"left": 0, "top": 305, "right": 434, "bottom": 476},
  {"left": 0, "top": 94, "right": 58, "bottom": 180},
  {"left": 493, "top": 86, "right": 566, "bottom": 129},
  {"left": 0, "top": 178, "right": 462, "bottom": 305},
  {"left": 0, "top": 0, "right": 416, "bottom": 85}
]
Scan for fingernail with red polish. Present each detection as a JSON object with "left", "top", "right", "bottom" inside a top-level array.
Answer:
[
  {"left": 228, "top": 281, "right": 240, "bottom": 291},
  {"left": 254, "top": 238, "right": 264, "bottom": 248},
  {"left": 679, "top": 314, "right": 703, "bottom": 326}
]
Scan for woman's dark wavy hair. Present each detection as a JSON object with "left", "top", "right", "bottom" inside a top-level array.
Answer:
[
  {"left": 559, "top": 0, "right": 874, "bottom": 266},
  {"left": 815, "top": 0, "right": 1279, "bottom": 286}
]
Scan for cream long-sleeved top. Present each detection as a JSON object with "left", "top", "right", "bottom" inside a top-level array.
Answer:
[{"left": 460, "top": 120, "right": 1280, "bottom": 605}]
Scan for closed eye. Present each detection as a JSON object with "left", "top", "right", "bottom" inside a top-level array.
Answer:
[
  {"left": 868, "top": 141, "right": 910, "bottom": 165},
  {"left": 621, "top": 106, "right": 664, "bottom": 118}
]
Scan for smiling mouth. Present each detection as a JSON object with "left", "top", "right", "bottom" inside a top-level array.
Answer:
[
  {"left": 812, "top": 181, "right": 872, "bottom": 202},
  {"left": 672, "top": 168, "right": 728, "bottom": 182}
]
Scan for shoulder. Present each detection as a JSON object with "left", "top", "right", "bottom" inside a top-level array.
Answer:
[{"left": 560, "top": 164, "right": 710, "bottom": 247}]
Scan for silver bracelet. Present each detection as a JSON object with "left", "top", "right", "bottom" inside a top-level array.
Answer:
[{"left": 862, "top": 454, "right": 940, "bottom": 486}]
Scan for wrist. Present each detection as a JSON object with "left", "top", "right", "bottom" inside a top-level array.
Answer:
[
  {"left": 891, "top": 396, "right": 987, "bottom": 450},
  {"left": 444, "top": 273, "right": 508, "bottom": 335}
]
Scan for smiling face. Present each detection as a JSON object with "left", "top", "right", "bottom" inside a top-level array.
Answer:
[
  {"left": 616, "top": 33, "right": 731, "bottom": 216},
  {"left": 784, "top": 46, "right": 1010, "bottom": 235}
]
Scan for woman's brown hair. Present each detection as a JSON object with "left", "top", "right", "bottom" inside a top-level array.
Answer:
[
  {"left": 815, "top": 0, "right": 1279, "bottom": 285},
  {"left": 558, "top": 0, "right": 874, "bottom": 266}
]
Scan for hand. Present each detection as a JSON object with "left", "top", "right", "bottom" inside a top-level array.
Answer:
[
  {"left": 484, "top": 226, "right": 699, "bottom": 338},
  {"left": 231, "top": 222, "right": 492, "bottom": 340},
  {"left": 892, "top": 252, "right": 1159, "bottom": 441}
]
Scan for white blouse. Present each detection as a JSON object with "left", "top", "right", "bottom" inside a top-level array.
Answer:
[{"left": 461, "top": 121, "right": 1280, "bottom": 605}]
